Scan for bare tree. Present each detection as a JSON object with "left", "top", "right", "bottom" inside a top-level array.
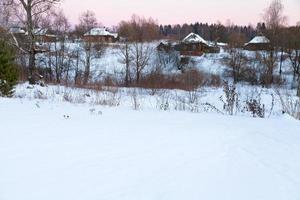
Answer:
[
  {"left": 51, "top": 10, "right": 70, "bottom": 84},
  {"left": 76, "top": 10, "right": 99, "bottom": 84},
  {"left": 69, "top": 42, "right": 84, "bottom": 86},
  {"left": 263, "top": 0, "right": 287, "bottom": 30},
  {"left": 131, "top": 42, "right": 152, "bottom": 84},
  {"left": 11, "top": 0, "right": 60, "bottom": 84},
  {"left": 118, "top": 42, "right": 133, "bottom": 86},
  {"left": 82, "top": 40, "right": 106, "bottom": 85},
  {"left": 263, "top": 0, "right": 287, "bottom": 76},
  {"left": 255, "top": 50, "right": 278, "bottom": 86},
  {"left": 286, "top": 26, "right": 300, "bottom": 96},
  {"left": 225, "top": 32, "right": 247, "bottom": 83},
  {"left": 75, "top": 10, "right": 98, "bottom": 37},
  {"left": 285, "top": 27, "right": 300, "bottom": 87},
  {"left": 118, "top": 14, "right": 159, "bottom": 42},
  {"left": 0, "top": 0, "right": 14, "bottom": 28}
]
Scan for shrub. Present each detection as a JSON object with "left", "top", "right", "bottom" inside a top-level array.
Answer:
[
  {"left": 276, "top": 90, "right": 300, "bottom": 120},
  {"left": 138, "top": 68, "right": 221, "bottom": 91},
  {"left": 0, "top": 40, "right": 18, "bottom": 97},
  {"left": 92, "top": 91, "right": 121, "bottom": 107},
  {"left": 240, "top": 66, "right": 259, "bottom": 85},
  {"left": 156, "top": 93, "right": 170, "bottom": 111},
  {"left": 209, "top": 74, "right": 222, "bottom": 87},
  {"left": 245, "top": 99, "right": 265, "bottom": 118},
  {"left": 260, "top": 73, "right": 285, "bottom": 87},
  {"left": 220, "top": 81, "right": 239, "bottom": 115}
]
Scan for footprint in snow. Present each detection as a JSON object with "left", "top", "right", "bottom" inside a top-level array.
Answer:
[
  {"left": 89, "top": 108, "right": 102, "bottom": 115},
  {"left": 63, "top": 115, "right": 70, "bottom": 119}
]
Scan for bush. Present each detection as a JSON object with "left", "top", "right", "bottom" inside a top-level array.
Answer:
[
  {"left": 260, "top": 73, "right": 285, "bottom": 87},
  {"left": 240, "top": 66, "right": 259, "bottom": 85},
  {"left": 276, "top": 90, "right": 300, "bottom": 120},
  {"left": 0, "top": 40, "right": 18, "bottom": 97},
  {"left": 220, "top": 81, "right": 239, "bottom": 115},
  {"left": 137, "top": 69, "right": 221, "bottom": 91},
  {"left": 245, "top": 99, "right": 265, "bottom": 118}
]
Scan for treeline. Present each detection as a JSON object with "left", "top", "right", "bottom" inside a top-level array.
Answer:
[
  {"left": 159, "top": 22, "right": 257, "bottom": 42},
  {"left": 116, "top": 15, "right": 258, "bottom": 43},
  {"left": 116, "top": 15, "right": 257, "bottom": 43}
]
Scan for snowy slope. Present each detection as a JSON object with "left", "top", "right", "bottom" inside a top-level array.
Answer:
[
  {"left": 12, "top": 83, "right": 287, "bottom": 117},
  {"left": 1, "top": 91, "right": 300, "bottom": 200},
  {"left": 35, "top": 41, "right": 295, "bottom": 86}
]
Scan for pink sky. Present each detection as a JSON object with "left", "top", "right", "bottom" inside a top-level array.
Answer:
[{"left": 61, "top": 0, "right": 300, "bottom": 27}]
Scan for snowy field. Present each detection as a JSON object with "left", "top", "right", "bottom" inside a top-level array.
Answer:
[{"left": 1, "top": 85, "right": 300, "bottom": 200}]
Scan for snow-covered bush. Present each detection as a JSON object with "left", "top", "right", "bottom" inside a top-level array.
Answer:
[
  {"left": 172, "top": 90, "right": 201, "bottom": 113},
  {"left": 62, "top": 92, "right": 86, "bottom": 104},
  {"left": 242, "top": 89, "right": 267, "bottom": 118},
  {"left": 130, "top": 89, "right": 142, "bottom": 110},
  {"left": 92, "top": 91, "right": 121, "bottom": 107},
  {"left": 245, "top": 99, "right": 265, "bottom": 118},
  {"left": 220, "top": 81, "right": 240, "bottom": 115},
  {"left": 156, "top": 93, "right": 170, "bottom": 111},
  {"left": 277, "top": 90, "right": 300, "bottom": 120},
  {"left": 33, "top": 90, "right": 47, "bottom": 100}
]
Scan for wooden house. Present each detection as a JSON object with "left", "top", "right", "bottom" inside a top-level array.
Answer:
[
  {"left": 8, "top": 27, "right": 27, "bottom": 41},
  {"left": 244, "top": 36, "right": 271, "bottom": 51},
  {"left": 9, "top": 27, "right": 26, "bottom": 36},
  {"left": 25, "top": 28, "right": 57, "bottom": 43},
  {"left": 175, "top": 33, "right": 220, "bottom": 56},
  {"left": 35, "top": 29, "right": 57, "bottom": 43},
  {"left": 83, "top": 28, "right": 118, "bottom": 43}
]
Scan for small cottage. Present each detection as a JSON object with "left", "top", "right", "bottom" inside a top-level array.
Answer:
[
  {"left": 26, "top": 28, "right": 57, "bottom": 43},
  {"left": 8, "top": 27, "right": 26, "bottom": 41},
  {"left": 9, "top": 27, "right": 26, "bottom": 36},
  {"left": 177, "top": 33, "right": 208, "bottom": 56},
  {"left": 244, "top": 35, "right": 271, "bottom": 51},
  {"left": 84, "top": 27, "right": 118, "bottom": 43},
  {"left": 175, "top": 33, "right": 219, "bottom": 56}
]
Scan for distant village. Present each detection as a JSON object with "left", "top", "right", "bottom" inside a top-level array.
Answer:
[
  {"left": 8, "top": 25, "right": 272, "bottom": 57},
  {"left": 0, "top": 0, "right": 299, "bottom": 96}
]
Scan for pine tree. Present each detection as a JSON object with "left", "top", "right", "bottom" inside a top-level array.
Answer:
[{"left": 0, "top": 39, "right": 18, "bottom": 97}]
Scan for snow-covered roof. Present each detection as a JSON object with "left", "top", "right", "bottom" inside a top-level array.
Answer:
[
  {"left": 9, "top": 27, "right": 25, "bottom": 34},
  {"left": 25, "top": 28, "right": 48, "bottom": 36},
  {"left": 246, "top": 36, "right": 270, "bottom": 45},
  {"left": 182, "top": 33, "right": 208, "bottom": 45},
  {"left": 84, "top": 28, "right": 118, "bottom": 38}
]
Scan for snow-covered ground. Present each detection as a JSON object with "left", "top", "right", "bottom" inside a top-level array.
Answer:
[
  {"left": 13, "top": 83, "right": 297, "bottom": 117},
  {"left": 1, "top": 84, "right": 300, "bottom": 200}
]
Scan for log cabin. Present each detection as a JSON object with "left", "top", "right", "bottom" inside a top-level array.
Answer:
[
  {"left": 175, "top": 33, "right": 220, "bottom": 56},
  {"left": 25, "top": 28, "right": 57, "bottom": 43},
  {"left": 83, "top": 28, "right": 118, "bottom": 43}
]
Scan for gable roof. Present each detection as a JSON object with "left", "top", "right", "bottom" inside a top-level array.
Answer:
[
  {"left": 246, "top": 36, "right": 270, "bottom": 45},
  {"left": 84, "top": 27, "right": 118, "bottom": 38},
  {"left": 182, "top": 33, "right": 208, "bottom": 45}
]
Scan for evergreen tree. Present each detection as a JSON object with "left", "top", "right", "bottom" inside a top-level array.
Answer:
[{"left": 0, "top": 39, "right": 18, "bottom": 97}]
